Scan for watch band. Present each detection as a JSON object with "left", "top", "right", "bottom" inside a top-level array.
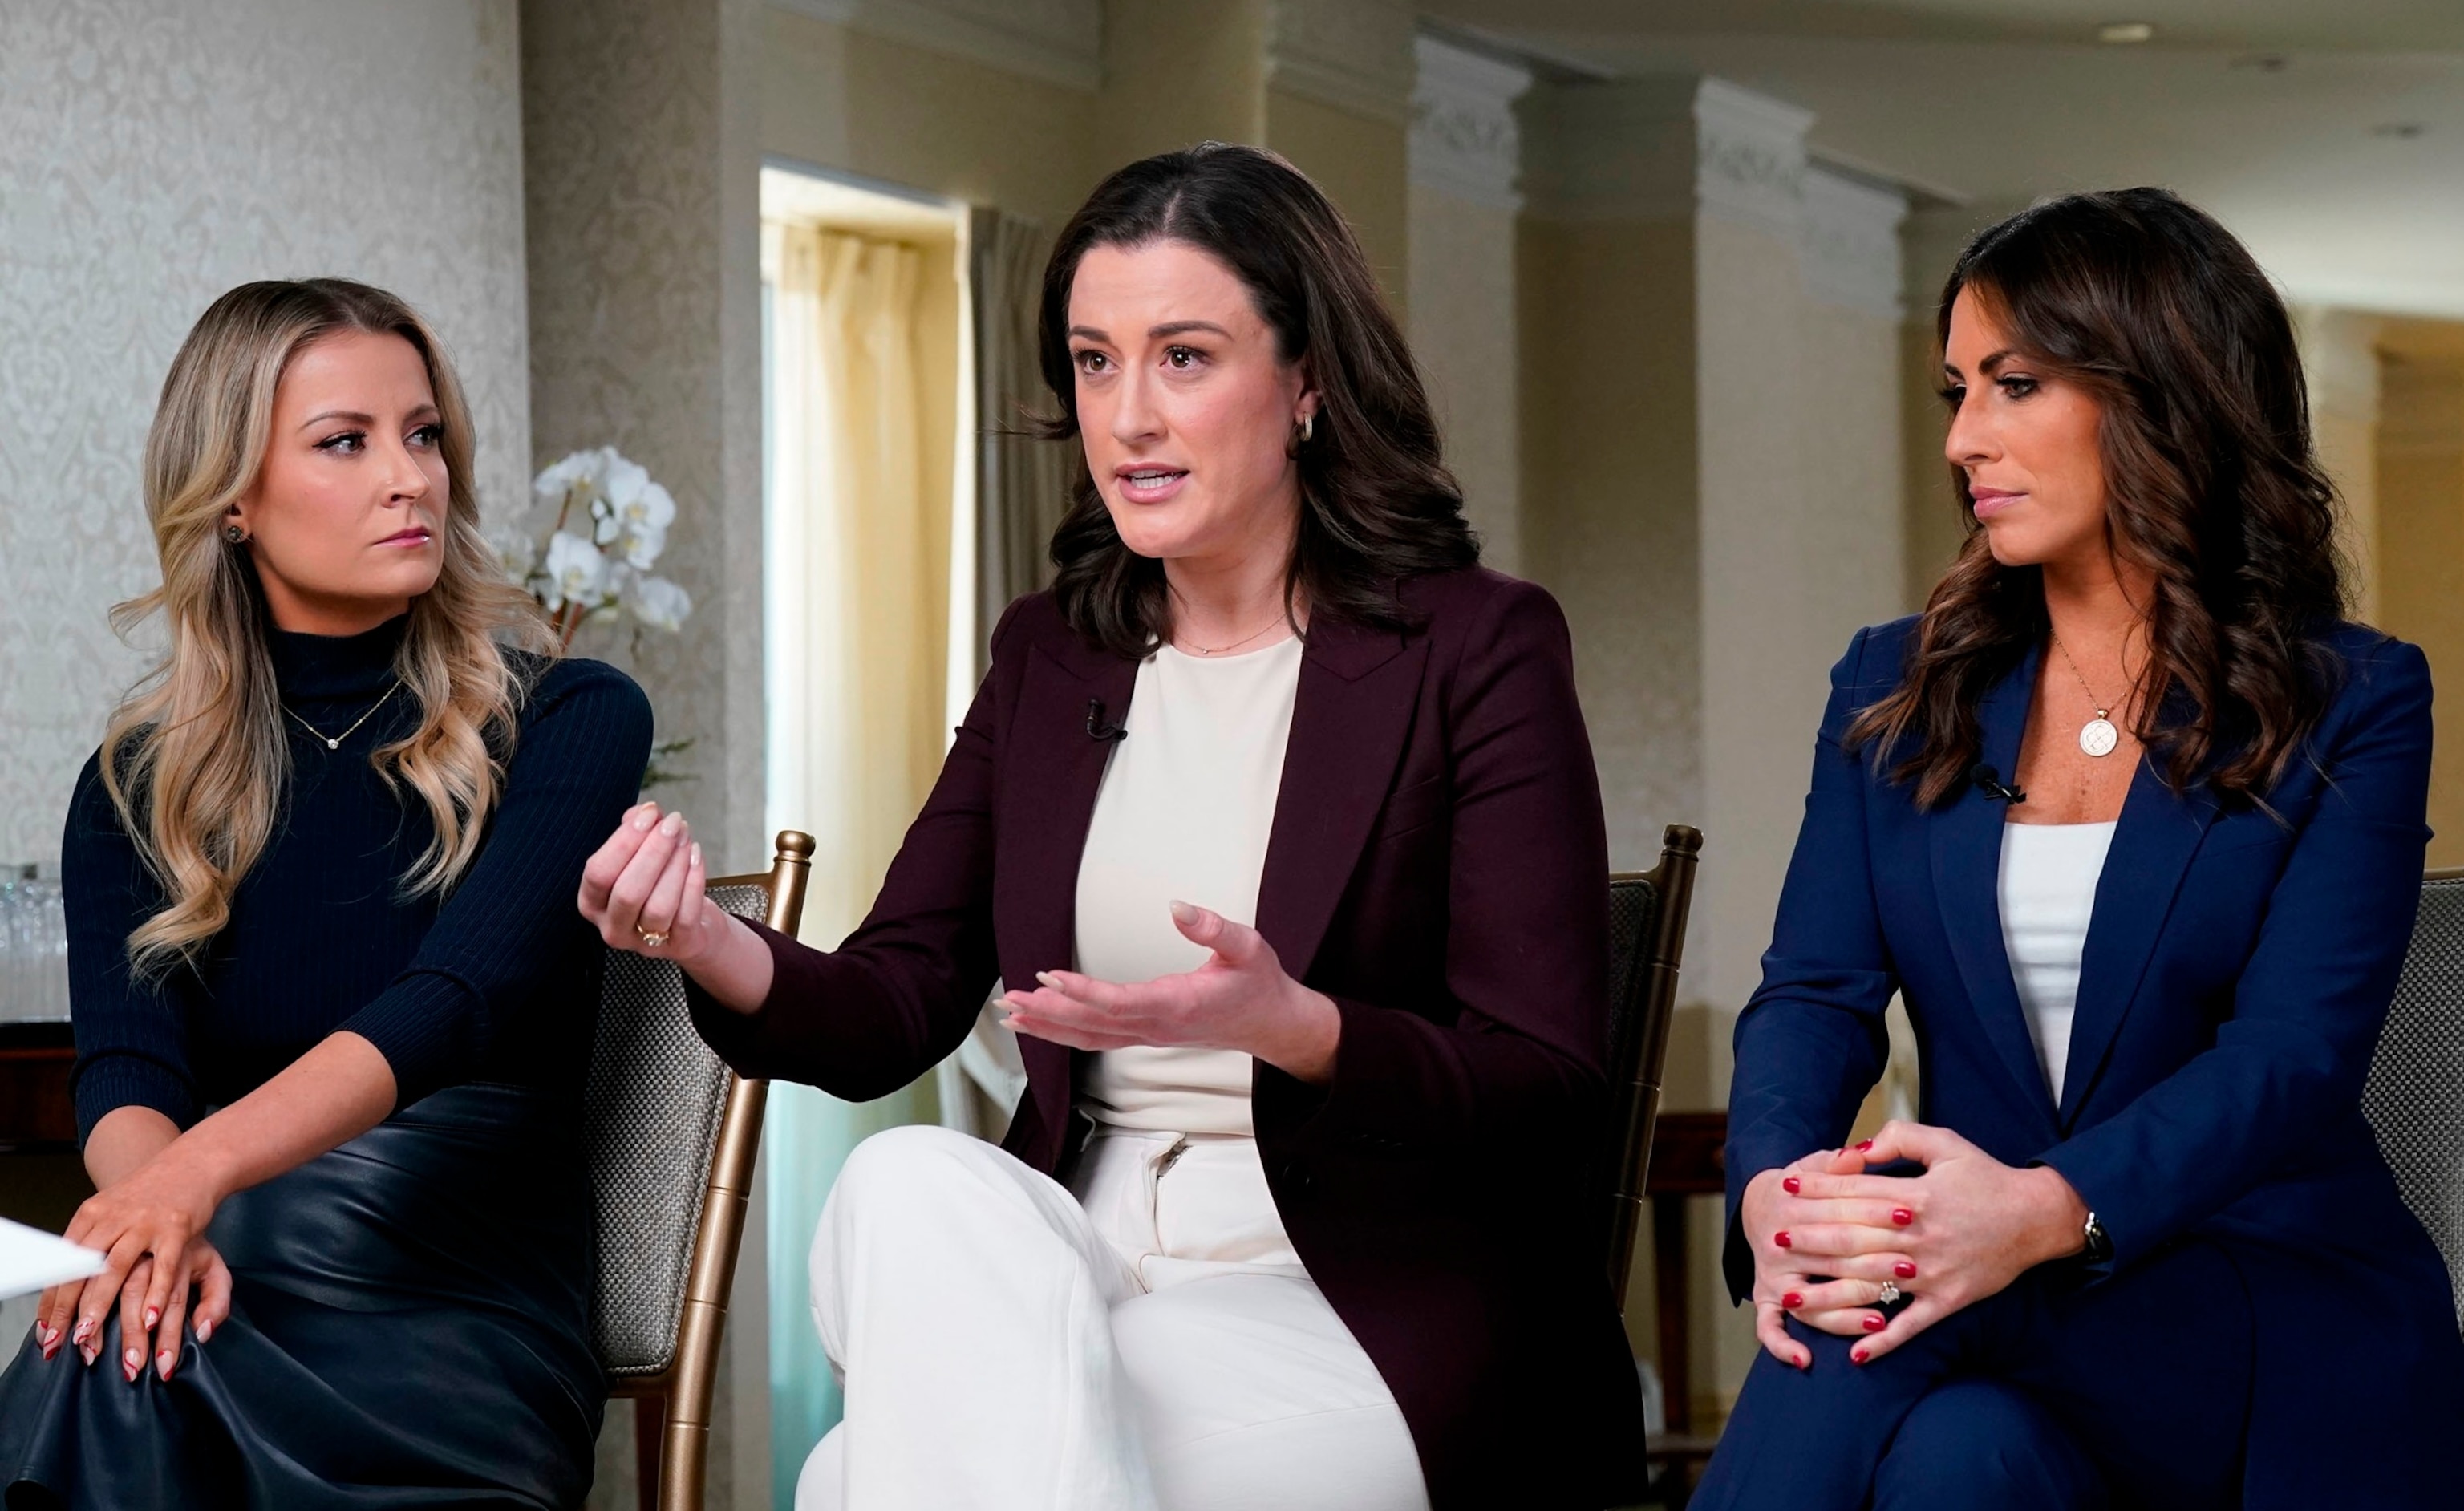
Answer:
[{"left": 2081, "top": 1210, "right": 2113, "bottom": 1263}]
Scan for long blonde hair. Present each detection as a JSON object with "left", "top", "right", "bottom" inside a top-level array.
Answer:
[{"left": 104, "top": 278, "right": 556, "bottom": 974}]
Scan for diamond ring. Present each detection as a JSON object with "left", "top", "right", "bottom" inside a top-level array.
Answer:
[
  {"left": 635, "top": 927, "right": 670, "bottom": 949},
  {"left": 1877, "top": 1282, "right": 1903, "bottom": 1306}
]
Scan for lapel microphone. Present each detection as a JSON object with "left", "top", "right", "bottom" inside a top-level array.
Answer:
[
  {"left": 1969, "top": 762, "right": 2027, "bottom": 805},
  {"left": 1085, "top": 699, "right": 1128, "bottom": 743}
]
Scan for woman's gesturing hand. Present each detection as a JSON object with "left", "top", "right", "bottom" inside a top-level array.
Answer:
[
  {"left": 35, "top": 1153, "right": 233, "bottom": 1383},
  {"left": 1002, "top": 901, "right": 1343, "bottom": 1084},
  {"left": 578, "top": 802, "right": 716, "bottom": 963},
  {"left": 1779, "top": 1120, "right": 2090, "bottom": 1367}
]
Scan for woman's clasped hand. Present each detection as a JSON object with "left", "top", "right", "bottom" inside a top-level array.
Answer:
[
  {"left": 33, "top": 1142, "right": 233, "bottom": 1383},
  {"left": 1741, "top": 1120, "right": 2090, "bottom": 1369}
]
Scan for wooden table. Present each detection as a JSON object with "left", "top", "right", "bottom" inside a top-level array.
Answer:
[
  {"left": 0, "top": 1020, "right": 76, "bottom": 1152},
  {"left": 1644, "top": 1109, "right": 1728, "bottom": 1433}
]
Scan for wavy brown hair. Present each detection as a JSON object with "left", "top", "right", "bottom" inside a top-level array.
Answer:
[
  {"left": 1847, "top": 188, "right": 2348, "bottom": 808},
  {"left": 1037, "top": 143, "right": 1477, "bottom": 657},
  {"left": 103, "top": 278, "right": 554, "bottom": 974}
]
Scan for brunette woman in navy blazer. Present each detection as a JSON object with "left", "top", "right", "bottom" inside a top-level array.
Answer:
[{"left": 1695, "top": 188, "right": 2464, "bottom": 1510}]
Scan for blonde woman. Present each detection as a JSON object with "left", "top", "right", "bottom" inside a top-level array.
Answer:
[{"left": 0, "top": 279, "right": 650, "bottom": 1510}]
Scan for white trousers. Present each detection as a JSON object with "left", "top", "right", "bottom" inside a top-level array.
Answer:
[{"left": 795, "top": 1123, "right": 1430, "bottom": 1511}]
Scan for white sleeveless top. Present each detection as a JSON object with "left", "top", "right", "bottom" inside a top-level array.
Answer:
[
  {"left": 1074, "top": 636, "right": 1304, "bottom": 1135},
  {"left": 1996, "top": 820, "right": 2118, "bottom": 1104}
]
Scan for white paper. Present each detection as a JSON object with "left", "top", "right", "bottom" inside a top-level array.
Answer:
[{"left": 0, "top": 1217, "right": 104, "bottom": 1302}]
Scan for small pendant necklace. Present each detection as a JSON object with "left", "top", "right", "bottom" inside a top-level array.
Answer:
[
  {"left": 285, "top": 680, "right": 403, "bottom": 751},
  {"left": 2049, "top": 634, "right": 2123, "bottom": 759}
]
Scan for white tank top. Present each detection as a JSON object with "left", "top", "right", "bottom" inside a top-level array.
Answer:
[
  {"left": 1074, "top": 636, "right": 1303, "bottom": 1135},
  {"left": 1996, "top": 820, "right": 2118, "bottom": 1104}
]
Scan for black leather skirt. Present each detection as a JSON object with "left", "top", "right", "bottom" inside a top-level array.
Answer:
[{"left": 0, "top": 1083, "right": 604, "bottom": 1510}]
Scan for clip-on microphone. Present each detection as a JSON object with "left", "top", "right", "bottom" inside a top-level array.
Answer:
[
  {"left": 1085, "top": 699, "right": 1129, "bottom": 743},
  {"left": 1969, "top": 762, "right": 2027, "bottom": 805}
]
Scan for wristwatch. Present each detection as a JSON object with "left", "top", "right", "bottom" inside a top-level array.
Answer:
[{"left": 2080, "top": 1210, "right": 2113, "bottom": 1264}]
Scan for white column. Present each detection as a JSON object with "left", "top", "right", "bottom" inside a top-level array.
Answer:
[{"left": 1408, "top": 37, "right": 1530, "bottom": 573}]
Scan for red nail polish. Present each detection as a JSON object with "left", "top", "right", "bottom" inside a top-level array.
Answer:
[
  {"left": 1796, "top": 1353, "right": 1811, "bottom": 1371},
  {"left": 157, "top": 1351, "right": 174, "bottom": 1381},
  {"left": 1857, "top": 1139, "right": 1874, "bottom": 1152},
  {"left": 1783, "top": 1176, "right": 1801, "bottom": 1195},
  {"left": 1852, "top": 1348, "right": 1870, "bottom": 1365},
  {"left": 1774, "top": 1230, "right": 1793, "bottom": 1249},
  {"left": 1892, "top": 1207, "right": 1915, "bottom": 1226},
  {"left": 40, "top": 1339, "right": 59, "bottom": 1362},
  {"left": 1862, "top": 1314, "right": 1887, "bottom": 1333},
  {"left": 144, "top": 1307, "right": 159, "bottom": 1331},
  {"left": 1895, "top": 1260, "right": 1917, "bottom": 1278},
  {"left": 1782, "top": 1291, "right": 1804, "bottom": 1308}
]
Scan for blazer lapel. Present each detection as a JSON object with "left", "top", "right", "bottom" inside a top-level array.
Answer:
[
  {"left": 1254, "top": 617, "right": 1428, "bottom": 982},
  {"left": 1929, "top": 642, "right": 2061, "bottom": 1123},
  {"left": 995, "top": 627, "right": 1136, "bottom": 1144},
  {"left": 2058, "top": 715, "right": 2218, "bottom": 1129}
]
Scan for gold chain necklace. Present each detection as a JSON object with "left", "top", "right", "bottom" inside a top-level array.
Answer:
[
  {"left": 2049, "top": 634, "right": 2124, "bottom": 759},
  {"left": 284, "top": 681, "right": 402, "bottom": 752},
  {"left": 1180, "top": 618, "right": 1287, "bottom": 657}
]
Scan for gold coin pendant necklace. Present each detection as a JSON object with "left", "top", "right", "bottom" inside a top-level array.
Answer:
[{"left": 2049, "top": 634, "right": 2122, "bottom": 759}]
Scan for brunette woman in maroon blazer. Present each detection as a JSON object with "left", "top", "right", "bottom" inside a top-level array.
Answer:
[{"left": 579, "top": 144, "right": 1643, "bottom": 1511}]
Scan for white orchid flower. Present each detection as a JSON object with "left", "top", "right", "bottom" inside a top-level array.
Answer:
[
  {"left": 488, "top": 528, "right": 538, "bottom": 582},
  {"left": 626, "top": 573, "right": 692, "bottom": 632},
  {"left": 542, "top": 531, "right": 609, "bottom": 612},
  {"left": 533, "top": 448, "right": 609, "bottom": 515}
]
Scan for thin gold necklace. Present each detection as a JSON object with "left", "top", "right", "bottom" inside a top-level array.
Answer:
[
  {"left": 1180, "top": 618, "right": 1287, "bottom": 657},
  {"left": 285, "top": 681, "right": 402, "bottom": 751}
]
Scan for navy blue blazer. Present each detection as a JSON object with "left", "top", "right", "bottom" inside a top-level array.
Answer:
[{"left": 1724, "top": 615, "right": 2462, "bottom": 1497}]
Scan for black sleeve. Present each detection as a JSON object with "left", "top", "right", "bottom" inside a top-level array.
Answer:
[
  {"left": 338, "top": 658, "right": 652, "bottom": 1108},
  {"left": 63, "top": 751, "right": 201, "bottom": 1143}
]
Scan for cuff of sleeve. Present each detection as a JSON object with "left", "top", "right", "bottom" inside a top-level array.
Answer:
[
  {"left": 2032, "top": 1145, "right": 2126, "bottom": 1282},
  {"left": 340, "top": 970, "right": 486, "bottom": 1110},
  {"left": 1251, "top": 995, "right": 1395, "bottom": 1147},
  {"left": 71, "top": 1053, "right": 198, "bottom": 1146},
  {"left": 681, "top": 921, "right": 808, "bottom": 1083}
]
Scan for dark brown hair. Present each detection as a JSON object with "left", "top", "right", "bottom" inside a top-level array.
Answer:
[
  {"left": 1038, "top": 142, "right": 1477, "bottom": 657},
  {"left": 1848, "top": 188, "right": 2348, "bottom": 808}
]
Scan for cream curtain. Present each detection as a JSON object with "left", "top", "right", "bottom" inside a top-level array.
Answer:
[
  {"left": 968, "top": 206, "right": 1072, "bottom": 674},
  {"left": 760, "top": 218, "right": 950, "bottom": 1485},
  {"left": 933, "top": 208, "right": 1065, "bottom": 1142}
]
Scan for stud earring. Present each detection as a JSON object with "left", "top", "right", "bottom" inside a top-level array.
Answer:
[{"left": 224, "top": 525, "right": 245, "bottom": 545}]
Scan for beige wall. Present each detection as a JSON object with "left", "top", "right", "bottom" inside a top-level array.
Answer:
[
  {"left": 1408, "top": 184, "right": 1522, "bottom": 573},
  {"left": 2377, "top": 325, "right": 2464, "bottom": 868},
  {"left": 1270, "top": 88, "right": 1410, "bottom": 314},
  {"left": 1901, "top": 319, "right": 1968, "bottom": 610},
  {"left": 1099, "top": 0, "right": 1269, "bottom": 164},
  {"left": 1518, "top": 217, "right": 1706, "bottom": 877},
  {"left": 0, "top": 0, "right": 532, "bottom": 868},
  {"left": 761, "top": 8, "right": 1100, "bottom": 233},
  {"left": 2300, "top": 307, "right": 2385, "bottom": 627}
]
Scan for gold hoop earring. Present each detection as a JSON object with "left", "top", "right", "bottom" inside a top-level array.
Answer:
[
  {"left": 1297, "top": 411, "right": 1315, "bottom": 446},
  {"left": 224, "top": 524, "right": 246, "bottom": 545}
]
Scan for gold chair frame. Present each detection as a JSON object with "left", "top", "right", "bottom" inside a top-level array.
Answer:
[{"left": 616, "top": 830, "right": 813, "bottom": 1511}]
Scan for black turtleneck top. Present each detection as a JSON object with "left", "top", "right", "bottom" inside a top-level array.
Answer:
[{"left": 61, "top": 616, "right": 652, "bottom": 1141}]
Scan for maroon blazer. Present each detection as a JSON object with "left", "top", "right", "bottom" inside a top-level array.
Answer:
[{"left": 690, "top": 567, "right": 1645, "bottom": 1507}]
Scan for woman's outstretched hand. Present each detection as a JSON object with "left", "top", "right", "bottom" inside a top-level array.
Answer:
[
  {"left": 1759, "top": 1120, "right": 2092, "bottom": 1367},
  {"left": 578, "top": 802, "right": 774, "bottom": 1013},
  {"left": 1002, "top": 901, "right": 1343, "bottom": 1084}
]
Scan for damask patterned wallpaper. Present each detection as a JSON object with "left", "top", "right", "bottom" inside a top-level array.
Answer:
[{"left": 0, "top": 0, "right": 531, "bottom": 866}]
